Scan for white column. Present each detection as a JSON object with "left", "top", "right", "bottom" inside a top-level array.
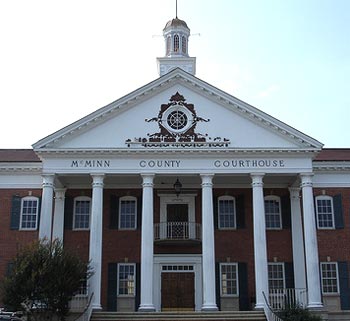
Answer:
[
  {"left": 52, "top": 188, "right": 66, "bottom": 241},
  {"left": 89, "top": 174, "right": 104, "bottom": 310},
  {"left": 300, "top": 174, "right": 323, "bottom": 309},
  {"left": 201, "top": 174, "right": 218, "bottom": 311},
  {"left": 139, "top": 174, "right": 156, "bottom": 312},
  {"left": 289, "top": 187, "right": 307, "bottom": 290},
  {"left": 39, "top": 174, "right": 55, "bottom": 240},
  {"left": 251, "top": 173, "right": 269, "bottom": 309}
]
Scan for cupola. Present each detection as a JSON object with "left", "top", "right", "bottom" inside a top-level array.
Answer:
[{"left": 157, "top": 16, "right": 196, "bottom": 76}]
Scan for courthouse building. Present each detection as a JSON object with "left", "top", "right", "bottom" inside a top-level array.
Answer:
[{"left": 1, "top": 15, "right": 350, "bottom": 315}]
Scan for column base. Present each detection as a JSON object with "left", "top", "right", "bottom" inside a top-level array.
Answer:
[
  {"left": 138, "top": 304, "right": 156, "bottom": 312},
  {"left": 254, "top": 303, "right": 265, "bottom": 310},
  {"left": 307, "top": 302, "right": 324, "bottom": 309},
  {"left": 91, "top": 304, "right": 102, "bottom": 310},
  {"left": 201, "top": 304, "right": 218, "bottom": 311}
]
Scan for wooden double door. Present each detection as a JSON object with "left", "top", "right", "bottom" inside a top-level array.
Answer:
[{"left": 161, "top": 272, "right": 195, "bottom": 311}]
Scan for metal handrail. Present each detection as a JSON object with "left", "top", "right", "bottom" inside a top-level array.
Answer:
[
  {"left": 262, "top": 291, "right": 284, "bottom": 321},
  {"left": 154, "top": 222, "right": 201, "bottom": 241},
  {"left": 73, "top": 292, "right": 94, "bottom": 321}
]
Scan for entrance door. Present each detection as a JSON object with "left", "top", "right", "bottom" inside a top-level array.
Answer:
[
  {"left": 161, "top": 272, "right": 195, "bottom": 311},
  {"left": 167, "top": 204, "right": 188, "bottom": 239}
]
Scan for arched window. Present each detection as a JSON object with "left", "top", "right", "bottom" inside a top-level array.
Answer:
[
  {"left": 173, "top": 34, "right": 179, "bottom": 53},
  {"left": 20, "top": 196, "right": 39, "bottom": 230},
  {"left": 315, "top": 195, "right": 334, "bottom": 229},
  {"left": 218, "top": 196, "right": 236, "bottom": 229},
  {"left": 119, "top": 196, "right": 137, "bottom": 229},
  {"left": 182, "top": 36, "right": 187, "bottom": 54},
  {"left": 264, "top": 195, "right": 282, "bottom": 229},
  {"left": 166, "top": 36, "right": 171, "bottom": 56},
  {"left": 73, "top": 196, "right": 91, "bottom": 230}
]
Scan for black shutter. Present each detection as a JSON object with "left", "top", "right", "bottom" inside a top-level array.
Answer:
[
  {"left": 107, "top": 263, "right": 118, "bottom": 311},
  {"left": 334, "top": 194, "right": 344, "bottom": 229},
  {"left": 284, "top": 262, "right": 295, "bottom": 289},
  {"left": 6, "top": 262, "right": 14, "bottom": 276},
  {"left": 215, "top": 262, "right": 221, "bottom": 310},
  {"left": 137, "top": 195, "right": 142, "bottom": 230},
  {"left": 338, "top": 261, "right": 350, "bottom": 310},
  {"left": 36, "top": 196, "right": 42, "bottom": 230},
  {"left": 110, "top": 195, "right": 119, "bottom": 229},
  {"left": 281, "top": 195, "right": 291, "bottom": 229},
  {"left": 236, "top": 195, "right": 245, "bottom": 229},
  {"left": 64, "top": 196, "right": 74, "bottom": 230},
  {"left": 135, "top": 263, "right": 141, "bottom": 311},
  {"left": 238, "top": 262, "right": 249, "bottom": 311},
  {"left": 213, "top": 195, "right": 218, "bottom": 229},
  {"left": 10, "top": 195, "right": 21, "bottom": 230}
]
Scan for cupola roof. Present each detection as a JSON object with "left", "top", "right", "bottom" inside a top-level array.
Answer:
[{"left": 164, "top": 17, "right": 189, "bottom": 31}]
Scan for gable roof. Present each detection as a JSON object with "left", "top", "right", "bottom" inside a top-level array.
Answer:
[{"left": 32, "top": 68, "right": 323, "bottom": 151}]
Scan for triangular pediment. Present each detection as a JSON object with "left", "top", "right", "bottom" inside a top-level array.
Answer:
[{"left": 33, "top": 68, "right": 323, "bottom": 154}]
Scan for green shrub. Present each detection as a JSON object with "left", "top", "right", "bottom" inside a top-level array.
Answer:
[{"left": 277, "top": 304, "right": 322, "bottom": 321}]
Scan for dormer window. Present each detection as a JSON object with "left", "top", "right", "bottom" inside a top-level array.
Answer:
[{"left": 174, "top": 34, "right": 179, "bottom": 53}]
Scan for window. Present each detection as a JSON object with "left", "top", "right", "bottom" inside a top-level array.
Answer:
[
  {"left": 73, "top": 197, "right": 91, "bottom": 230},
  {"left": 119, "top": 196, "right": 137, "bottom": 229},
  {"left": 174, "top": 34, "right": 179, "bottom": 52},
  {"left": 20, "top": 196, "right": 39, "bottom": 230},
  {"left": 316, "top": 196, "right": 334, "bottom": 229},
  {"left": 268, "top": 263, "right": 285, "bottom": 289},
  {"left": 182, "top": 35, "right": 187, "bottom": 54},
  {"left": 166, "top": 36, "right": 171, "bottom": 55},
  {"left": 118, "top": 263, "right": 135, "bottom": 296},
  {"left": 220, "top": 263, "right": 238, "bottom": 296},
  {"left": 218, "top": 196, "right": 236, "bottom": 229},
  {"left": 264, "top": 196, "right": 282, "bottom": 229},
  {"left": 321, "top": 262, "right": 339, "bottom": 294}
]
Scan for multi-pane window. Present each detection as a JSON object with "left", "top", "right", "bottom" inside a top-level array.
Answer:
[
  {"left": 20, "top": 197, "right": 39, "bottom": 230},
  {"left": 119, "top": 196, "right": 137, "bottom": 229},
  {"left": 264, "top": 196, "right": 282, "bottom": 229},
  {"left": 218, "top": 196, "right": 236, "bottom": 229},
  {"left": 174, "top": 34, "right": 179, "bottom": 52},
  {"left": 166, "top": 36, "right": 171, "bottom": 55},
  {"left": 321, "top": 262, "right": 339, "bottom": 294},
  {"left": 118, "top": 264, "right": 135, "bottom": 296},
  {"left": 220, "top": 263, "right": 238, "bottom": 296},
  {"left": 316, "top": 196, "right": 334, "bottom": 229},
  {"left": 268, "top": 263, "right": 285, "bottom": 289},
  {"left": 73, "top": 197, "right": 91, "bottom": 230}
]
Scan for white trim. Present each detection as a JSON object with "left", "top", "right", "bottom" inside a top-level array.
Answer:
[
  {"left": 264, "top": 195, "right": 282, "bottom": 230},
  {"left": 320, "top": 262, "right": 339, "bottom": 295},
  {"left": 153, "top": 254, "right": 202, "bottom": 312},
  {"left": 219, "top": 262, "right": 239, "bottom": 297},
  {"left": 218, "top": 195, "right": 236, "bottom": 230},
  {"left": 268, "top": 262, "right": 286, "bottom": 290},
  {"left": 315, "top": 195, "right": 335, "bottom": 230},
  {"left": 118, "top": 196, "right": 137, "bottom": 230},
  {"left": 117, "top": 263, "right": 136, "bottom": 297},
  {"left": 73, "top": 196, "right": 91, "bottom": 230},
  {"left": 19, "top": 196, "right": 39, "bottom": 230}
]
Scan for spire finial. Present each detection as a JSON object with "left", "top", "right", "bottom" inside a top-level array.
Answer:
[{"left": 176, "top": 0, "right": 178, "bottom": 18}]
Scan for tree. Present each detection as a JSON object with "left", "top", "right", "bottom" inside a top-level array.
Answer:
[{"left": 1, "top": 239, "right": 92, "bottom": 321}]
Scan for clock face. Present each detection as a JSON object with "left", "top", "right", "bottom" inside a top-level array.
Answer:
[{"left": 162, "top": 104, "right": 193, "bottom": 134}]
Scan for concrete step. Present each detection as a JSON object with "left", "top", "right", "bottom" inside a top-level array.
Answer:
[{"left": 91, "top": 311, "right": 266, "bottom": 321}]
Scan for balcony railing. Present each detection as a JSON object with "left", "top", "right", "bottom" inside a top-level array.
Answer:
[
  {"left": 269, "top": 288, "right": 308, "bottom": 310},
  {"left": 154, "top": 222, "right": 201, "bottom": 242}
]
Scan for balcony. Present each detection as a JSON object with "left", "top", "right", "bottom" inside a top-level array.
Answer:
[{"left": 154, "top": 222, "right": 201, "bottom": 245}]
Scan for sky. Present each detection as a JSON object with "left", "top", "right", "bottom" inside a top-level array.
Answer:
[{"left": 0, "top": 0, "right": 349, "bottom": 149}]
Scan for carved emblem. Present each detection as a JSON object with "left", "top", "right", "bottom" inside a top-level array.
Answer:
[{"left": 126, "top": 92, "right": 230, "bottom": 148}]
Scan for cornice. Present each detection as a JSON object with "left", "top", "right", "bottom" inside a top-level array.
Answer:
[
  {"left": 313, "top": 161, "right": 350, "bottom": 172},
  {"left": 0, "top": 163, "right": 42, "bottom": 173}
]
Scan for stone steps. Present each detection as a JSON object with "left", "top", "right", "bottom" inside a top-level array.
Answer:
[{"left": 91, "top": 311, "right": 266, "bottom": 321}]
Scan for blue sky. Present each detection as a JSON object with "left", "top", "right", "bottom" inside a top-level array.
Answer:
[{"left": 0, "top": 0, "right": 349, "bottom": 148}]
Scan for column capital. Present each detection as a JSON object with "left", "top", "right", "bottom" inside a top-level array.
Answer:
[
  {"left": 200, "top": 174, "right": 214, "bottom": 187},
  {"left": 300, "top": 173, "right": 314, "bottom": 188},
  {"left": 141, "top": 174, "right": 154, "bottom": 187},
  {"left": 42, "top": 174, "right": 55, "bottom": 188},
  {"left": 91, "top": 174, "right": 105, "bottom": 188},
  {"left": 54, "top": 188, "right": 66, "bottom": 200},
  {"left": 288, "top": 187, "right": 301, "bottom": 200},
  {"left": 250, "top": 173, "right": 265, "bottom": 187}
]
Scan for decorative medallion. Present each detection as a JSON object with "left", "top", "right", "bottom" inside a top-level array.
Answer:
[{"left": 126, "top": 92, "right": 230, "bottom": 148}]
